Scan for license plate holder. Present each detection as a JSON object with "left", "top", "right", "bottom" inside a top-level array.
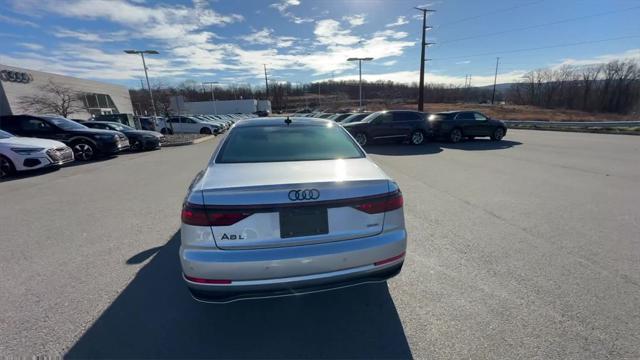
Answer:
[{"left": 279, "top": 207, "right": 328, "bottom": 238}]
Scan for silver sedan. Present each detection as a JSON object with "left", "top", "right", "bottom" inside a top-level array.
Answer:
[{"left": 180, "top": 117, "right": 407, "bottom": 303}]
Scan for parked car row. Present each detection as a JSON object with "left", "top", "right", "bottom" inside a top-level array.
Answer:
[
  {"left": 295, "top": 110, "right": 507, "bottom": 146},
  {"left": 0, "top": 112, "right": 261, "bottom": 179},
  {"left": 157, "top": 113, "right": 256, "bottom": 135}
]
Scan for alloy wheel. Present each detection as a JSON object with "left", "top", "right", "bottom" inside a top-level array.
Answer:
[
  {"left": 131, "top": 140, "right": 142, "bottom": 151},
  {"left": 355, "top": 133, "right": 367, "bottom": 146},
  {"left": 411, "top": 131, "right": 424, "bottom": 145},
  {"left": 450, "top": 129, "right": 462, "bottom": 143},
  {"left": 493, "top": 128, "right": 505, "bottom": 141},
  {"left": 73, "top": 143, "right": 94, "bottom": 161}
]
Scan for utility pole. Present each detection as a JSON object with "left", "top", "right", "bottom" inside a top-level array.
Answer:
[
  {"left": 263, "top": 64, "right": 269, "bottom": 100},
  {"left": 415, "top": 7, "right": 435, "bottom": 112},
  {"left": 491, "top": 57, "right": 500, "bottom": 104}
]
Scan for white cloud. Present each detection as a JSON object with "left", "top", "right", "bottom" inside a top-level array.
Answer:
[
  {"left": 373, "top": 29, "right": 408, "bottom": 39},
  {"left": 0, "top": 13, "right": 39, "bottom": 27},
  {"left": 12, "top": 0, "right": 242, "bottom": 44},
  {"left": 269, "top": 0, "right": 312, "bottom": 24},
  {"left": 455, "top": 60, "right": 471, "bottom": 65},
  {"left": 314, "top": 19, "right": 361, "bottom": 46},
  {"left": 242, "top": 28, "right": 297, "bottom": 48},
  {"left": 53, "top": 28, "right": 129, "bottom": 42},
  {"left": 386, "top": 16, "right": 408, "bottom": 28},
  {"left": 552, "top": 48, "right": 640, "bottom": 68},
  {"left": 382, "top": 60, "right": 397, "bottom": 66},
  {"left": 19, "top": 42, "right": 44, "bottom": 51},
  {"left": 0, "top": 44, "right": 186, "bottom": 80},
  {"left": 269, "top": 0, "right": 300, "bottom": 12},
  {"left": 5, "top": 0, "right": 417, "bottom": 83},
  {"left": 342, "top": 14, "right": 366, "bottom": 27}
]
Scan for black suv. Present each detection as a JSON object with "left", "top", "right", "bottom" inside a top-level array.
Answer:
[
  {"left": 427, "top": 111, "right": 507, "bottom": 143},
  {"left": 83, "top": 121, "right": 163, "bottom": 151},
  {"left": 342, "top": 110, "right": 431, "bottom": 146},
  {"left": 0, "top": 115, "right": 130, "bottom": 161}
]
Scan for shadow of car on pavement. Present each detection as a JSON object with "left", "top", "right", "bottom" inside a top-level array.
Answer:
[
  {"left": 365, "top": 142, "right": 443, "bottom": 156},
  {"left": 439, "top": 139, "right": 522, "bottom": 151},
  {"left": 67, "top": 231, "right": 412, "bottom": 359}
]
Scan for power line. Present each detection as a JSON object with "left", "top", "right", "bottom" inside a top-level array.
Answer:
[
  {"left": 438, "top": 5, "right": 640, "bottom": 45},
  {"left": 429, "top": 35, "right": 640, "bottom": 61},
  {"left": 436, "top": 0, "right": 545, "bottom": 29}
]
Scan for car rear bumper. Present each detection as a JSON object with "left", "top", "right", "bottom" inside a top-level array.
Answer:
[{"left": 180, "top": 228, "right": 406, "bottom": 303}]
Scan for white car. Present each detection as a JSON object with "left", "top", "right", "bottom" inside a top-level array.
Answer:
[
  {"left": 167, "top": 116, "right": 221, "bottom": 135},
  {"left": 0, "top": 129, "right": 74, "bottom": 179}
]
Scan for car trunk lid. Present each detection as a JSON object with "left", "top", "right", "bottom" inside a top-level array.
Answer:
[{"left": 195, "top": 158, "right": 392, "bottom": 249}]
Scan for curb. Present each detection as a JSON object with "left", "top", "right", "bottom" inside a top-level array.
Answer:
[
  {"left": 162, "top": 135, "right": 217, "bottom": 147},
  {"left": 509, "top": 125, "right": 640, "bottom": 136}
]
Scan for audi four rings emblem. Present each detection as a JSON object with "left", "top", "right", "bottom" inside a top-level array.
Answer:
[
  {"left": 288, "top": 189, "right": 320, "bottom": 201},
  {"left": 0, "top": 70, "right": 33, "bottom": 83}
]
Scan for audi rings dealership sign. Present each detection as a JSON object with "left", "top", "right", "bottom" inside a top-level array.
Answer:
[{"left": 0, "top": 70, "right": 33, "bottom": 83}]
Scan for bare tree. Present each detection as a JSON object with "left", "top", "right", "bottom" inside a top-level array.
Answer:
[{"left": 17, "top": 80, "right": 87, "bottom": 118}]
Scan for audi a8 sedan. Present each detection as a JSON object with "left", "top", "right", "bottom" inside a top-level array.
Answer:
[{"left": 181, "top": 117, "right": 407, "bottom": 303}]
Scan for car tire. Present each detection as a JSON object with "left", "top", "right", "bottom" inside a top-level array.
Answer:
[
  {"left": 160, "top": 128, "right": 168, "bottom": 135},
  {"left": 449, "top": 128, "right": 463, "bottom": 143},
  {"left": 0, "top": 155, "right": 16, "bottom": 179},
  {"left": 131, "top": 140, "right": 142, "bottom": 151},
  {"left": 410, "top": 130, "right": 425, "bottom": 145},
  {"left": 491, "top": 127, "right": 505, "bottom": 141},
  {"left": 72, "top": 141, "right": 96, "bottom": 161},
  {"left": 200, "top": 127, "right": 212, "bottom": 135},
  {"left": 354, "top": 132, "right": 368, "bottom": 146}
]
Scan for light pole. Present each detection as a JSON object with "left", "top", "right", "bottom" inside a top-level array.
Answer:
[
  {"left": 202, "top": 81, "right": 220, "bottom": 115},
  {"left": 124, "top": 50, "right": 159, "bottom": 117},
  {"left": 347, "top": 57, "right": 373, "bottom": 110}
]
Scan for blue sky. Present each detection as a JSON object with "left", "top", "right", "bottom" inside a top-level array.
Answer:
[{"left": 0, "top": 0, "right": 638, "bottom": 89}]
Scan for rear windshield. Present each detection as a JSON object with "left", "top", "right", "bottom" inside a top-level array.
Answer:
[{"left": 216, "top": 124, "right": 364, "bottom": 163}]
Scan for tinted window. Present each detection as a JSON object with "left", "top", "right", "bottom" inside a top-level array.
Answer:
[
  {"left": 216, "top": 124, "right": 364, "bottom": 163},
  {"left": 393, "top": 112, "right": 422, "bottom": 121},
  {"left": 474, "top": 112, "right": 488, "bottom": 121},
  {"left": 109, "top": 123, "right": 134, "bottom": 131},
  {"left": 87, "top": 123, "right": 107, "bottom": 130},
  {"left": 369, "top": 112, "right": 392, "bottom": 124},
  {"left": 0, "top": 117, "right": 21, "bottom": 132},
  {"left": 23, "top": 118, "right": 54, "bottom": 132},
  {"left": 455, "top": 112, "right": 475, "bottom": 120},
  {"left": 44, "top": 117, "right": 87, "bottom": 130},
  {"left": 428, "top": 114, "right": 449, "bottom": 121},
  {"left": 342, "top": 113, "right": 370, "bottom": 123}
]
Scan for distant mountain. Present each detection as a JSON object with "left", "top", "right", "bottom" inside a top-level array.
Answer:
[{"left": 475, "top": 83, "right": 516, "bottom": 92}]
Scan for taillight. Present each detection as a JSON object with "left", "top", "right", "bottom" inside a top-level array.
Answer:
[
  {"left": 207, "top": 212, "right": 252, "bottom": 226},
  {"left": 184, "top": 274, "right": 232, "bottom": 284},
  {"left": 181, "top": 203, "right": 252, "bottom": 226},
  {"left": 354, "top": 191, "right": 403, "bottom": 214}
]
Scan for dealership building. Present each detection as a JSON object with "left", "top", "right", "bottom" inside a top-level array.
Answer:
[{"left": 0, "top": 64, "right": 134, "bottom": 119}]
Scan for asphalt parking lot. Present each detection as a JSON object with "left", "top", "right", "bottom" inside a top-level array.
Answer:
[{"left": 1, "top": 129, "right": 639, "bottom": 358}]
